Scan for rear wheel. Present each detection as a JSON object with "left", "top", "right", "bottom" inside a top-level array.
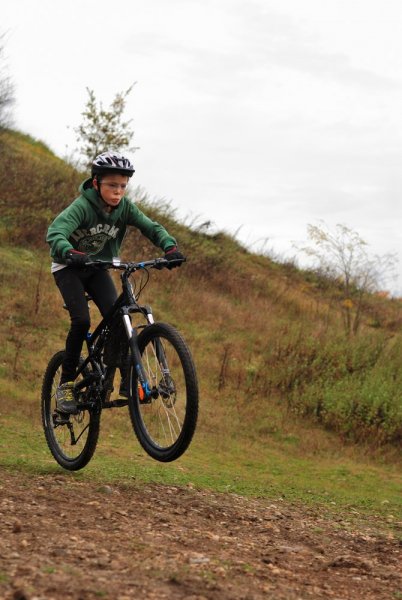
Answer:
[
  {"left": 41, "top": 351, "right": 100, "bottom": 471},
  {"left": 128, "top": 322, "right": 198, "bottom": 462}
]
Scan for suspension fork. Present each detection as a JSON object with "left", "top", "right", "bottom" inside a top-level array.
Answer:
[
  {"left": 123, "top": 312, "right": 152, "bottom": 400},
  {"left": 138, "top": 306, "right": 171, "bottom": 377},
  {"left": 141, "top": 306, "right": 169, "bottom": 372}
]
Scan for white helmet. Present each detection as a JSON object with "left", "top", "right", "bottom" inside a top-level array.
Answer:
[{"left": 91, "top": 151, "right": 135, "bottom": 177}]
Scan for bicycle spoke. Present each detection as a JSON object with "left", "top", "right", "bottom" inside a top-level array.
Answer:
[{"left": 136, "top": 337, "right": 184, "bottom": 447}]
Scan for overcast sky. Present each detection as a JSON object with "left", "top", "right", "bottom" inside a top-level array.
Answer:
[{"left": 3, "top": 0, "right": 402, "bottom": 291}]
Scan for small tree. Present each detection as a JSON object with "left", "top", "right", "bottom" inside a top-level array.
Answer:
[
  {"left": 74, "top": 85, "right": 137, "bottom": 169},
  {"left": 296, "top": 222, "right": 397, "bottom": 335},
  {"left": 0, "top": 33, "right": 15, "bottom": 130}
]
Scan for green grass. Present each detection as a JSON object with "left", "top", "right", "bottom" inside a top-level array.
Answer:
[{"left": 1, "top": 408, "right": 400, "bottom": 525}]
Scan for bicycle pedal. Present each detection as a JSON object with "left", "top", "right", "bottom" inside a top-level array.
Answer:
[
  {"left": 115, "top": 398, "right": 129, "bottom": 406},
  {"left": 102, "top": 399, "right": 128, "bottom": 408}
]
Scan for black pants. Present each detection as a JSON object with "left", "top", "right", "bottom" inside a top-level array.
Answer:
[{"left": 54, "top": 266, "right": 118, "bottom": 383}]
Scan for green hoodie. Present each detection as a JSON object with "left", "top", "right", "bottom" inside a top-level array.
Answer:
[{"left": 46, "top": 179, "right": 177, "bottom": 262}]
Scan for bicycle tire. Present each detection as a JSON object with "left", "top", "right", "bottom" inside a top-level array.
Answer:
[
  {"left": 41, "top": 350, "right": 100, "bottom": 471},
  {"left": 128, "top": 322, "right": 198, "bottom": 462}
]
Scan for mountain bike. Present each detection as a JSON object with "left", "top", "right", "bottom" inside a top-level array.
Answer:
[{"left": 41, "top": 257, "right": 198, "bottom": 471}]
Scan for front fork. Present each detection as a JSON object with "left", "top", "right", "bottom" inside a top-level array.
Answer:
[{"left": 123, "top": 309, "right": 154, "bottom": 402}]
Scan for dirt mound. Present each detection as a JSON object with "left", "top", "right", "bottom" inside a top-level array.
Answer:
[{"left": 0, "top": 470, "right": 400, "bottom": 599}]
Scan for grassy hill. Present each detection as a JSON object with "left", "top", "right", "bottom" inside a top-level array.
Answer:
[{"left": 0, "top": 129, "right": 401, "bottom": 519}]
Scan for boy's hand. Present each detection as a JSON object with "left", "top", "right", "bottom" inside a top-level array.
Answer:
[
  {"left": 164, "top": 246, "right": 185, "bottom": 269},
  {"left": 65, "top": 249, "right": 91, "bottom": 267}
]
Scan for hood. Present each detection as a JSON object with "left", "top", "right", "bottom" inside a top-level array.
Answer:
[{"left": 79, "top": 178, "right": 125, "bottom": 221}]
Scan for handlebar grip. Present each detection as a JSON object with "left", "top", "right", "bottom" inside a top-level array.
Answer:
[{"left": 152, "top": 256, "right": 186, "bottom": 269}]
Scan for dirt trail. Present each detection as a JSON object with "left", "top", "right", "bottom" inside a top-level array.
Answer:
[{"left": 0, "top": 469, "right": 400, "bottom": 600}]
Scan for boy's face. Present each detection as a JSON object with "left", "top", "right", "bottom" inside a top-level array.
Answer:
[{"left": 94, "top": 173, "right": 129, "bottom": 209}]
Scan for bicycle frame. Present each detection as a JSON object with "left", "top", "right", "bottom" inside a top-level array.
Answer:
[{"left": 71, "top": 258, "right": 172, "bottom": 411}]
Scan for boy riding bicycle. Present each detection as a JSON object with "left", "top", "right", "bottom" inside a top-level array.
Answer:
[{"left": 46, "top": 151, "right": 184, "bottom": 416}]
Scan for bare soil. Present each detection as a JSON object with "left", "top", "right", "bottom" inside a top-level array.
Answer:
[{"left": 0, "top": 469, "right": 400, "bottom": 600}]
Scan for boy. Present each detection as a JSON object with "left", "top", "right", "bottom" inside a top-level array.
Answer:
[{"left": 46, "top": 151, "right": 184, "bottom": 415}]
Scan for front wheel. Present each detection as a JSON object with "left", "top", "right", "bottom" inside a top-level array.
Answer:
[
  {"left": 128, "top": 322, "right": 198, "bottom": 462},
  {"left": 41, "top": 351, "right": 100, "bottom": 471}
]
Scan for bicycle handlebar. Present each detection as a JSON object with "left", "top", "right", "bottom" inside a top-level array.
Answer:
[{"left": 65, "top": 256, "right": 186, "bottom": 270}]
